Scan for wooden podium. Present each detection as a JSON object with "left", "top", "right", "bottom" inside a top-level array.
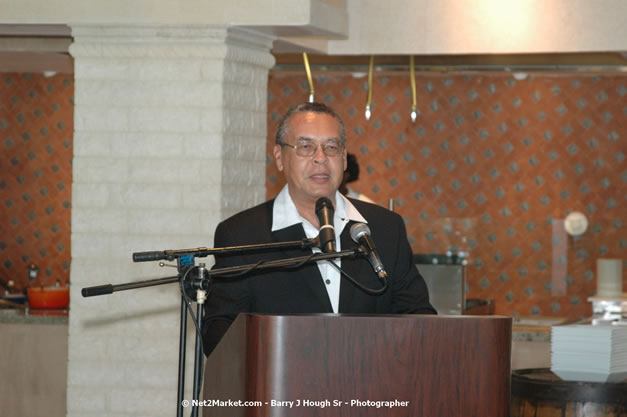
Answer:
[{"left": 202, "top": 314, "right": 511, "bottom": 417}]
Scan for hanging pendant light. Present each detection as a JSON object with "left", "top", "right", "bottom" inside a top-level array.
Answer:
[
  {"left": 410, "top": 55, "right": 417, "bottom": 122},
  {"left": 365, "top": 55, "right": 374, "bottom": 120},
  {"left": 303, "top": 52, "right": 314, "bottom": 103}
]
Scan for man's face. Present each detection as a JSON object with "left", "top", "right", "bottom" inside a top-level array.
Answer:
[{"left": 274, "top": 111, "right": 347, "bottom": 207}]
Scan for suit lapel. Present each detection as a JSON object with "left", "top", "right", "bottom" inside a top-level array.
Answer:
[
  {"left": 270, "top": 223, "right": 333, "bottom": 312},
  {"left": 338, "top": 221, "right": 374, "bottom": 312}
]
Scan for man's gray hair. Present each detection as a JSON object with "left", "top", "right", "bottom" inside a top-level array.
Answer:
[{"left": 275, "top": 102, "right": 347, "bottom": 145}]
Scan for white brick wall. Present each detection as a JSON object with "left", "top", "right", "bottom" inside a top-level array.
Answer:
[{"left": 68, "top": 24, "right": 274, "bottom": 417}]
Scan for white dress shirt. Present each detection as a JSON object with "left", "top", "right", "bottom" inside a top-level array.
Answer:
[
  {"left": 271, "top": 185, "right": 367, "bottom": 312},
  {"left": 345, "top": 186, "right": 376, "bottom": 204}
]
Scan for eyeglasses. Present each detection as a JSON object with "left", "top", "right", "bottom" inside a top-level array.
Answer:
[{"left": 279, "top": 140, "right": 344, "bottom": 157}]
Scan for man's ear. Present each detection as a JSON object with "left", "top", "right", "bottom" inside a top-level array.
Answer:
[{"left": 273, "top": 144, "right": 284, "bottom": 172}]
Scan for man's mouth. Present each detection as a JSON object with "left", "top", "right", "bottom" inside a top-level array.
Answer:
[{"left": 310, "top": 173, "right": 330, "bottom": 182}]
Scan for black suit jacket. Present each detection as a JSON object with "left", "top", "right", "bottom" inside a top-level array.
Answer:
[{"left": 201, "top": 198, "right": 435, "bottom": 354}]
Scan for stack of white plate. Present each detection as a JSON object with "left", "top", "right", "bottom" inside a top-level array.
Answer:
[{"left": 551, "top": 324, "right": 627, "bottom": 382}]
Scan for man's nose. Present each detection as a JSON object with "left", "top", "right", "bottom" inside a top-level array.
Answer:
[{"left": 312, "top": 144, "right": 328, "bottom": 163}]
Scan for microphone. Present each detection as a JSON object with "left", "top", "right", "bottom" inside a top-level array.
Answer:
[
  {"left": 350, "top": 223, "right": 388, "bottom": 280},
  {"left": 315, "top": 197, "right": 336, "bottom": 253}
]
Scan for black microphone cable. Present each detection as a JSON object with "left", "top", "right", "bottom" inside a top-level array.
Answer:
[{"left": 324, "top": 256, "right": 389, "bottom": 296}]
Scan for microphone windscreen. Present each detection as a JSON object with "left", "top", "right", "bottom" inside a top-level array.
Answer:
[
  {"left": 350, "top": 222, "right": 371, "bottom": 242},
  {"left": 315, "top": 197, "right": 334, "bottom": 214},
  {"left": 315, "top": 197, "right": 336, "bottom": 252}
]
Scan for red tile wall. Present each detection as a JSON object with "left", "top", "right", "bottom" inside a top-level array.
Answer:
[
  {"left": 0, "top": 73, "right": 73, "bottom": 290},
  {"left": 1, "top": 69, "right": 623, "bottom": 321},
  {"left": 266, "top": 71, "right": 626, "bottom": 320}
]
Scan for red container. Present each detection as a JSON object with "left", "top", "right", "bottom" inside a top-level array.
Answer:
[{"left": 27, "top": 286, "right": 70, "bottom": 309}]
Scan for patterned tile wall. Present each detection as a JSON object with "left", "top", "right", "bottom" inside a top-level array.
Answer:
[
  {"left": 266, "top": 72, "right": 626, "bottom": 320},
  {"left": 0, "top": 73, "right": 74, "bottom": 290}
]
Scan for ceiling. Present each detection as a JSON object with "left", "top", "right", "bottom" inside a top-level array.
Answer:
[{"left": 1, "top": 24, "right": 626, "bottom": 74}]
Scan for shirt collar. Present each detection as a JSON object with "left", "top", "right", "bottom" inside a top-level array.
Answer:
[{"left": 272, "top": 184, "right": 366, "bottom": 232}]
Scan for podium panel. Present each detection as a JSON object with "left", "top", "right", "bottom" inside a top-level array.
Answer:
[{"left": 203, "top": 314, "right": 511, "bottom": 417}]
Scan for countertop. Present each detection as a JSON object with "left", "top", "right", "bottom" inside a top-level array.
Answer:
[
  {"left": 512, "top": 325, "right": 551, "bottom": 342},
  {"left": 0, "top": 309, "right": 557, "bottom": 340},
  {"left": 0, "top": 308, "right": 68, "bottom": 324},
  {"left": 511, "top": 316, "right": 572, "bottom": 342}
]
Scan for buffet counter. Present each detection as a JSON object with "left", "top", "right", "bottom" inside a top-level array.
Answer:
[
  {"left": 0, "top": 309, "right": 68, "bottom": 417},
  {"left": 511, "top": 317, "right": 566, "bottom": 370}
]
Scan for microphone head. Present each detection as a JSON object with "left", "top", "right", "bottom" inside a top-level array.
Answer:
[
  {"left": 315, "top": 197, "right": 334, "bottom": 214},
  {"left": 350, "top": 222, "right": 371, "bottom": 243}
]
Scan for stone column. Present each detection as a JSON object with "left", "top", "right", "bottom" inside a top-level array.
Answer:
[{"left": 67, "top": 25, "right": 274, "bottom": 417}]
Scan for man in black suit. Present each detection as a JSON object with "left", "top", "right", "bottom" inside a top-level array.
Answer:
[{"left": 202, "top": 102, "right": 435, "bottom": 355}]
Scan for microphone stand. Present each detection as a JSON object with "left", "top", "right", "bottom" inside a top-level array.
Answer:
[{"left": 82, "top": 241, "right": 362, "bottom": 417}]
